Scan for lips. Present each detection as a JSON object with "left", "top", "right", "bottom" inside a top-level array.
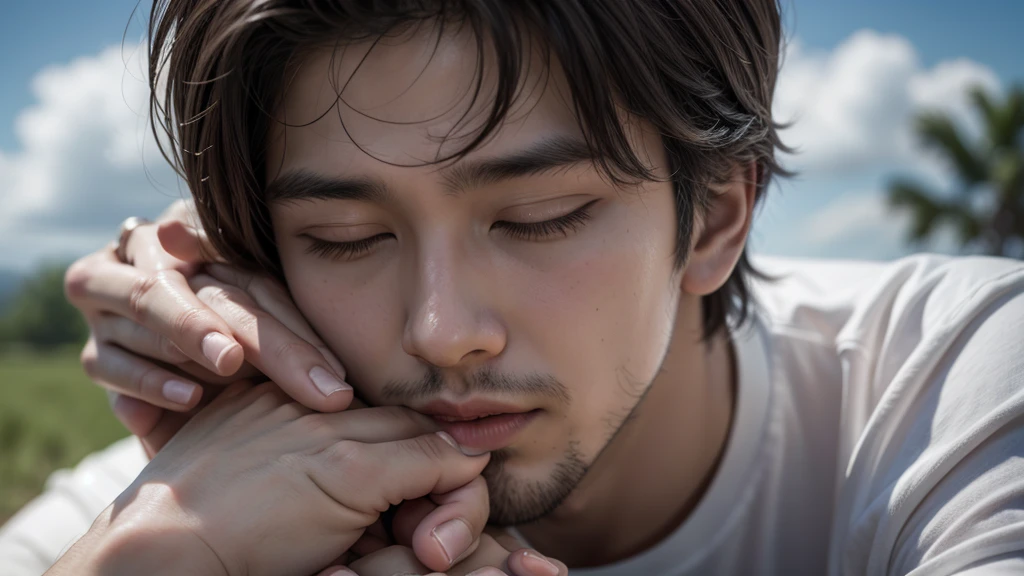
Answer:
[
  {"left": 431, "top": 412, "right": 506, "bottom": 422},
  {"left": 418, "top": 399, "right": 530, "bottom": 421},
  {"left": 417, "top": 399, "right": 539, "bottom": 453}
]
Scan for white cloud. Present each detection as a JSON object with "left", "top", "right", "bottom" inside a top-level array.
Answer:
[
  {"left": 798, "top": 191, "right": 964, "bottom": 259},
  {"left": 775, "top": 30, "right": 1000, "bottom": 177},
  {"left": 803, "top": 192, "right": 898, "bottom": 245},
  {"left": 762, "top": 30, "right": 1003, "bottom": 258},
  {"left": 0, "top": 43, "right": 183, "bottom": 270}
]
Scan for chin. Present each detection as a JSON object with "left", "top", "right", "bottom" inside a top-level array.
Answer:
[{"left": 481, "top": 443, "right": 590, "bottom": 525}]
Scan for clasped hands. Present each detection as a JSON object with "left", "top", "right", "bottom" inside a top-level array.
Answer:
[{"left": 62, "top": 202, "right": 566, "bottom": 576}]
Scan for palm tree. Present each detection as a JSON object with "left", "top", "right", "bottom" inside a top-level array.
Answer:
[{"left": 887, "top": 85, "right": 1024, "bottom": 258}]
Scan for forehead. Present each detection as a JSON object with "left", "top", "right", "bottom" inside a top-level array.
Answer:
[{"left": 268, "top": 23, "right": 584, "bottom": 180}]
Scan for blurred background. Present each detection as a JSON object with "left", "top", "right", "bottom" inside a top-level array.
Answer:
[{"left": 1, "top": 0, "right": 1022, "bottom": 522}]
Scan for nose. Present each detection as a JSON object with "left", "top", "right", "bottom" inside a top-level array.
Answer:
[{"left": 402, "top": 249, "right": 507, "bottom": 369}]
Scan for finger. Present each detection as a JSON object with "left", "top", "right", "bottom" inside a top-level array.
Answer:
[
  {"left": 169, "top": 359, "right": 263, "bottom": 387},
  {"left": 504, "top": 549, "right": 566, "bottom": 576},
  {"left": 144, "top": 380, "right": 253, "bottom": 454},
  {"left": 126, "top": 221, "right": 198, "bottom": 274},
  {"left": 64, "top": 243, "right": 130, "bottom": 309},
  {"left": 482, "top": 527, "right": 527, "bottom": 554},
  {"left": 300, "top": 406, "right": 438, "bottom": 444},
  {"left": 81, "top": 337, "right": 203, "bottom": 411},
  {"left": 205, "top": 263, "right": 345, "bottom": 377},
  {"left": 313, "top": 432, "right": 490, "bottom": 517},
  {"left": 70, "top": 262, "right": 244, "bottom": 376},
  {"left": 157, "top": 219, "right": 225, "bottom": 266},
  {"left": 349, "top": 532, "right": 391, "bottom": 557},
  {"left": 315, "top": 566, "right": 357, "bottom": 576},
  {"left": 464, "top": 568, "right": 508, "bottom": 576},
  {"left": 106, "top": 391, "right": 164, "bottom": 438},
  {"left": 140, "top": 409, "right": 192, "bottom": 456},
  {"left": 190, "top": 274, "right": 352, "bottom": 411},
  {"left": 365, "top": 517, "right": 391, "bottom": 543},
  {"left": 391, "top": 498, "right": 436, "bottom": 547},
  {"left": 409, "top": 476, "right": 491, "bottom": 572},
  {"left": 438, "top": 534, "right": 513, "bottom": 576},
  {"left": 93, "top": 313, "right": 190, "bottom": 364},
  {"left": 347, "top": 545, "right": 431, "bottom": 575}
]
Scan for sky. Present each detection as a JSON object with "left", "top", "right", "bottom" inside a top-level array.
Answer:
[{"left": 1, "top": 1, "right": 1022, "bottom": 271}]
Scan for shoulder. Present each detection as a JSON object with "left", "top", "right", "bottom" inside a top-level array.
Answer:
[
  {"left": 748, "top": 253, "right": 1024, "bottom": 348},
  {"left": 819, "top": 256, "right": 1024, "bottom": 575}
]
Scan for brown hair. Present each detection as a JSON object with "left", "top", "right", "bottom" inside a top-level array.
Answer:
[{"left": 149, "top": 0, "right": 788, "bottom": 338}]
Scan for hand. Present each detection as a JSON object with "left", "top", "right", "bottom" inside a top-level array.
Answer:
[
  {"left": 65, "top": 200, "right": 350, "bottom": 450},
  {"left": 333, "top": 528, "right": 566, "bottom": 576},
  {"left": 59, "top": 381, "right": 492, "bottom": 576},
  {"left": 322, "top": 491, "right": 566, "bottom": 576}
]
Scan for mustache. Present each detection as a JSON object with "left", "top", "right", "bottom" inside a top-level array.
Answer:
[{"left": 380, "top": 365, "right": 571, "bottom": 405}]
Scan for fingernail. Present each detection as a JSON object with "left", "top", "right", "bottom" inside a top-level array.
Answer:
[
  {"left": 163, "top": 380, "right": 198, "bottom": 405},
  {"left": 201, "top": 332, "right": 236, "bottom": 370},
  {"left": 325, "top": 568, "right": 357, "bottom": 576},
  {"left": 436, "top": 430, "right": 460, "bottom": 450},
  {"left": 309, "top": 366, "right": 352, "bottom": 397},
  {"left": 520, "top": 550, "right": 560, "bottom": 576},
  {"left": 435, "top": 431, "right": 490, "bottom": 457},
  {"left": 431, "top": 518, "right": 473, "bottom": 567}
]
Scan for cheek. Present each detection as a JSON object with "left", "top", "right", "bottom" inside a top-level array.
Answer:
[
  {"left": 282, "top": 256, "right": 403, "bottom": 387},
  {"left": 515, "top": 199, "right": 680, "bottom": 436}
]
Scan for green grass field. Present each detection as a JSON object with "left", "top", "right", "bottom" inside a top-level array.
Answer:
[{"left": 0, "top": 349, "right": 128, "bottom": 523}]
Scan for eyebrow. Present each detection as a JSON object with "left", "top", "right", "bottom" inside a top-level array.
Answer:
[{"left": 264, "top": 135, "right": 599, "bottom": 204}]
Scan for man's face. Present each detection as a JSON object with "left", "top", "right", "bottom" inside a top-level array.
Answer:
[{"left": 266, "top": 26, "right": 684, "bottom": 524}]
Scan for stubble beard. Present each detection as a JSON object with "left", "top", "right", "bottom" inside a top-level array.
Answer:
[
  {"left": 481, "top": 362, "right": 662, "bottom": 526},
  {"left": 481, "top": 441, "right": 589, "bottom": 526}
]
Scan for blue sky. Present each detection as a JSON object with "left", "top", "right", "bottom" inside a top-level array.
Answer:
[{"left": 1, "top": 1, "right": 1022, "bottom": 270}]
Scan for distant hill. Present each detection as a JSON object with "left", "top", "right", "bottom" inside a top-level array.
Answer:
[{"left": 0, "top": 269, "right": 25, "bottom": 315}]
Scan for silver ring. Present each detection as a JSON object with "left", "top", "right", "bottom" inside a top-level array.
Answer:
[{"left": 115, "top": 216, "right": 152, "bottom": 264}]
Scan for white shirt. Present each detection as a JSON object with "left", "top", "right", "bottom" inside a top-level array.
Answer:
[{"left": 3, "top": 254, "right": 1024, "bottom": 575}]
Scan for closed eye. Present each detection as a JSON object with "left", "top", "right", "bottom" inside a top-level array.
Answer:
[
  {"left": 304, "top": 233, "right": 393, "bottom": 260},
  {"left": 303, "top": 199, "right": 599, "bottom": 261},
  {"left": 492, "top": 199, "right": 598, "bottom": 241}
]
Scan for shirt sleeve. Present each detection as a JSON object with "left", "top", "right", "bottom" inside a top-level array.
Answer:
[
  {"left": 0, "top": 436, "right": 147, "bottom": 575},
  {"left": 833, "top": 264, "right": 1024, "bottom": 576}
]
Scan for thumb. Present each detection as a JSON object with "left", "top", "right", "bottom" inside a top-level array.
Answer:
[
  {"left": 394, "top": 476, "right": 490, "bottom": 572},
  {"left": 158, "top": 219, "right": 224, "bottom": 266}
]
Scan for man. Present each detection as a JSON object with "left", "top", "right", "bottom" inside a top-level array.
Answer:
[{"left": 2, "top": 0, "right": 1024, "bottom": 574}]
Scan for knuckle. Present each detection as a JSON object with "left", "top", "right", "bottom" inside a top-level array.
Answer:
[
  {"left": 205, "top": 282, "right": 254, "bottom": 308},
  {"left": 273, "top": 338, "right": 314, "bottom": 362},
  {"left": 127, "top": 273, "right": 162, "bottom": 322},
  {"left": 232, "top": 312, "right": 259, "bottom": 337},
  {"left": 172, "top": 306, "right": 209, "bottom": 340},
  {"left": 80, "top": 341, "right": 99, "bottom": 377},
  {"left": 272, "top": 398, "right": 311, "bottom": 421},
  {"left": 245, "top": 381, "right": 290, "bottom": 411},
  {"left": 132, "top": 364, "right": 163, "bottom": 394},
  {"left": 324, "top": 440, "right": 377, "bottom": 477},
  {"left": 63, "top": 260, "right": 92, "bottom": 303},
  {"left": 410, "top": 433, "right": 447, "bottom": 462},
  {"left": 293, "top": 412, "right": 333, "bottom": 439},
  {"left": 158, "top": 335, "right": 184, "bottom": 361}
]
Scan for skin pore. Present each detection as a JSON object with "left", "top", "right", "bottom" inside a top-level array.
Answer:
[{"left": 266, "top": 23, "right": 751, "bottom": 568}]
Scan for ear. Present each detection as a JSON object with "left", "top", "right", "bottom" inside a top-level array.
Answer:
[{"left": 681, "top": 162, "right": 757, "bottom": 296}]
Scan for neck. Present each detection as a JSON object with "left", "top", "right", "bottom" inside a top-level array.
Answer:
[{"left": 517, "top": 298, "right": 736, "bottom": 568}]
